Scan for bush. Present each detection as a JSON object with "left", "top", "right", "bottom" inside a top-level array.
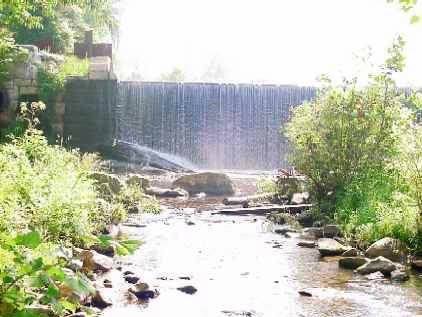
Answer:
[
  {"left": 285, "top": 38, "right": 421, "bottom": 252},
  {"left": 0, "top": 103, "right": 120, "bottom": 245},
  {"left": 0, "top": 28, "right": 27, "bottom": 83},
  {"left": 0, "top": 231, "right": 94, "bottom": 317}
]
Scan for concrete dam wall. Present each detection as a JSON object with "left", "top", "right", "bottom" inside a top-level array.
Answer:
[{"left": 64, "top": 79, "right": 316, "bottom": 170}]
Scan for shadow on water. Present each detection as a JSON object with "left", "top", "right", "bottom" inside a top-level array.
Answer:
[{"left": 99, "top": 171, "right": 422, "bottom": 317}]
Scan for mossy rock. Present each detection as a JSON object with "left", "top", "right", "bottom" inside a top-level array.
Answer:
[{"left": 172, "top": 172, "right": 235, "bottom": 196}]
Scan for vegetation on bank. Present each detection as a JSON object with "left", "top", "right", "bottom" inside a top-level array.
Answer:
[
  {"left": 0, "top": 100, "right": 160, "bottom": 316},
  {"left": 283, "top": 38, "right": 422, "bottom": 253}
]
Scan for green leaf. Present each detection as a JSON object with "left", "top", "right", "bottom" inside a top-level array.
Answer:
[
  {"left": 15, "top": 231, "right": 41, "bottom": 249},
  {"left": 47, "top": 284, "right": 60, "bottom": 298},
  {"left": 119, "top": 239, "right": 141, "bottom": 254},
  {"left": 31, "top": 257, "right": 44, "bottom": 272},
  {"left": 58, "top": 299, "right": 76, "bottom": 313},
  {"left": 410, "top": 15, "right": 420, "bottom": 23},
  {"left": 46, "top": 267, "right": 65, "bottom": 282}
]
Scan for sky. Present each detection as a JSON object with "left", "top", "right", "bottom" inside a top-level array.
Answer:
[{"left": 116, "top": 0, "right": 422, "bottom": 86}]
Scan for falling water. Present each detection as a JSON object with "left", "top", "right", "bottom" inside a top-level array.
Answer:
[{"left": 114, "top": 82, "right": 316, "bottom": 170}]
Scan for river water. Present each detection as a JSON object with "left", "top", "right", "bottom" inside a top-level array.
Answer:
[{"left": 100, "top": 171, "right": 422, "bottom": 317}]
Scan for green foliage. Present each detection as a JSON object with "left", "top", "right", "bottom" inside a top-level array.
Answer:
[
  {"left": 38, "top": 56, "right": 89, "bottom": 103},
  {"left": 2, "top": 0, "right": 118, "bottom": 54},
  {"left": 0, "top": 28, "right": 27, "bottom": 83},
  {"left": 0, "top": 231, "right": 94, "bottom": 317},
  {"left": 285, "top": 38, "right": 410, "bottom": 212},
  {"left": 285, "top": 38, "right": 421, "bottom": 252},
  {"left": 0, "top": 103, "right": 120, "bottom": 244},
  {"left": 116, "top": 184, "right": 161, "bottom": 214}
]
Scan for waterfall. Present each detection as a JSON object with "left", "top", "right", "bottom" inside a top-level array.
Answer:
[{"left": 115, "top": 82, "right": 316, "bottom": 170}]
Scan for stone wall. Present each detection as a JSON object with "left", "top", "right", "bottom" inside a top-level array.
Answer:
[{"left": 0, "top": 45, "right": 64, "bottom": 129}]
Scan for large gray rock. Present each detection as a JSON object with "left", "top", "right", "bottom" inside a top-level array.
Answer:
[
  {"left": 339, "top": 257, "right": 368, "bottom": 270},
  {"left": 317, "top": 238, "right": 349, "bottom": 256},
  {"left": 355, "top": 256, "right": 396, "bottom": 275},
  {"left": 365, "top": 237, "right": 404, "bottom": 261},
  {"left": 173, "top": 172, "right": 235, "bottom": 196}
]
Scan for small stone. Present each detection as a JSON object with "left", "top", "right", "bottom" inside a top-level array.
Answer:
[
  {"left": 124, "top": 274, "right": 140, "bottom": 284},
  {"left": 274, "top": 226, "right": 296, "bottom": 235},
  {"left": 78, "top": 250, "right": 113, "bottom": 273},
  {"left": 339, "top": 257, "right": 368, "bottom": 270},
  {"left": 68, "top": 259, "right": 83, "bottom": 272},
  {"left": 298, "top": 290, "right": 312, "bottom": 297},
  {"left": 342, "top": 248, "right": 358, "bottom": 257},
  {"left": 103, "top": 279, "right": 113, "bottom": 288},
  {"left": 355, "top": 256, "right": 396, "bottom": 275},
  {"left": 179, "top": 276, "right": 191, "bottom": 280},
  {"left": 129, "top": 284, "right": 157, "bottom": 301},
  {"left": 91, "top": 290, "right": 112, "bottom": 309},
  {"left": 297, "top": 241, "right": 316, "bottom": 248},
  {"left": 123, "top": 270, "right": 135, "bottom": 276},
  {"left": 186, "top": 220, "right": 195, "bottom": 226},
  {"left": 410, "top": 256, "right": 422, "bottom": 270},
  {"left": 317, "top": 238, "right": 349, "bottom": 256},
  {"left": 390, "top": 269, "right": 409, "bottom": 282},
  {"left": 177, "top": 285, "right": 197, "bottom": 294},
  {"left": 68, "top": 313, "right": 88, "bottom": 317}
]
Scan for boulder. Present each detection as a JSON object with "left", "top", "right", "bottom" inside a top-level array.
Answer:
[
  {"left": 339, "top": 257, "right": 368, "bottom": 270},
  {"left": 172, "top": 172, "right": 235, "bottom": 196},
  {"left": 355, "top": 256, "right": 396, "bottom": 275},
  {"left": 78, "top": 250, "right": 113, "bottom": 273},
  {"left": 323, "top": 225, "right": 341, "bottom": 238},
  {"left": 410, "top": 256, "right": 422, "bottom": 270},
  {"left": 390, "top": 269, "right": 409, "bottom": 282},
  {"left": 317, "top": 238, "right": 349, "bottom": 256},
  {"left": 364, "top": 237, "right": 404, "bottom": 261},
  {"left": 301, "top": 227, "right": 323, "bottom": 240},
  {"left": 126, "top": 174, "right": 150, "bottom": 189},
  {"left": 89, "top": 172, "right": 123, "bottom": 195},
  {"left": 341, "top": 248, "right": 359, "bottom": 257}
]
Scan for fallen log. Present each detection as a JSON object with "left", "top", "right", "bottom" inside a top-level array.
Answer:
[
  {"left": 222, "top": 193, "right": 276, "bottom": 208},
  {"left": 145, "top": 187, "right": 188, "bottom": 198},
  {"left": 212, "top": 204, "right": 313, "bottom": 216},
  {"left": 100, "top": 140, "right": 194, "bottom": 173}
]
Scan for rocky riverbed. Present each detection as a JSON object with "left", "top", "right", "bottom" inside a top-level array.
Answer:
[{"left": 90, "top": 170, "right": 422, "bottom": 317}]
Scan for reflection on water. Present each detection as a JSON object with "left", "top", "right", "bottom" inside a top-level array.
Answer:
[
  {"left": 101, "top": 210, "right": 422, "bottom": 317},
  {"left": 100, "top": 171, "right": 422, "bottom": 317}
]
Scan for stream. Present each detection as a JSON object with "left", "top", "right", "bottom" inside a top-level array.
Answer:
[{"left": 100, "top": 171, "right": 422, "bottom": 317}]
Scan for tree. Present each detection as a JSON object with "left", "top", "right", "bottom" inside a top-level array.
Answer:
[
  {"left": 200, "top": 58, "right": 225, "bottom": 82},
  {"left": 159, "top": 67, "right": 186, "bottom": 82}
]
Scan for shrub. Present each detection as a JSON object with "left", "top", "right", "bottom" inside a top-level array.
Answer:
[
  {"left": 0, "top": 231, "right": 94, "bottom": 317},
  {"left": 0, "top": 103, "right": 121, "bottom": 245},
  {"left": 0, "top": 28, "right": 27, "bottom": 83}
]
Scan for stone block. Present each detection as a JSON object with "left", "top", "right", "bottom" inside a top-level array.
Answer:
[
  {"left": 19, "top": 86, "right": 38, "bottom": 96},
  {"left": 89, "top": 71, "right": 111, "bottom": 80}
]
